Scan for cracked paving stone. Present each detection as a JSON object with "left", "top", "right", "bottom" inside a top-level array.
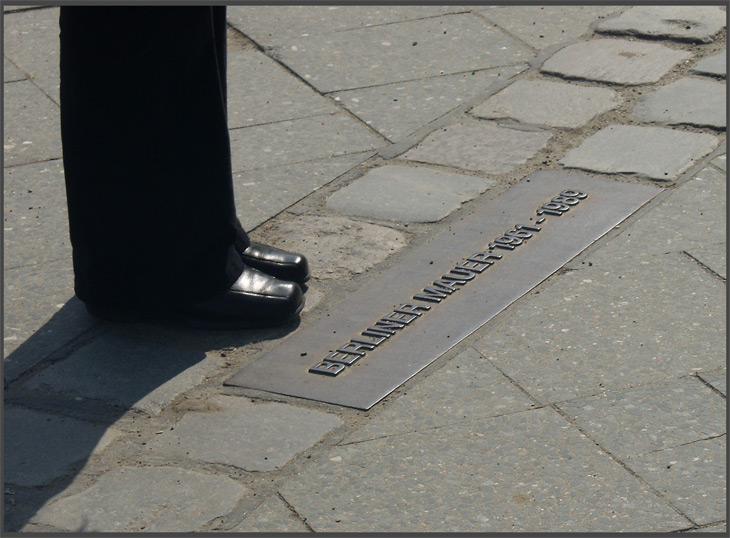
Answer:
[{"left": 228, "top": 495, "right": 310, "bottom": 532}]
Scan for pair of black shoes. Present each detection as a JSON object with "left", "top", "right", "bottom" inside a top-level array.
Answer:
[{"left": 86, "top": 242, "right": 310, "bottom": 329}]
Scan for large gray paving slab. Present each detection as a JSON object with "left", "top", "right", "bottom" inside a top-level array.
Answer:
[
  {"left": 234, "top": 152, "right": 374, "bottom": 232},
  {"left": 4, "top": 59, "right": 26, "bottom": 83},
  {"left": 266, "top": 14, "right": 533, "bottom": 93},
  {"left": 712, "top": 153, "right": 726, "bottom": 171},
  {"left": 632, "top": 78, "right": 726, "bottom": 129},
  {"left": 699, "top": 369, "right": 727, "bottom": 397},
  {"left": 559, "top": 125, "right": 719, "bottom": 181},
  {"left": 476, "top": 6, "right": 624, "bottom": 50},
  {"left": 624, "top": 436, "right": 726, "bottom": 526},
  {"left": 227, "top": 5, "right": 467, "bottom": 44},
  {"left": 226, "top": 49, "right": 338, "bottom": 130},
  {"left": 326, "top": 164, "right": 494, "bottom": 223},
  {"left": 280, "top": 407, "right": 688, "bottom": 532},
  {"left": 22, "top": 327, "right": 224, "bottom": 415},
  {"left": 330, "top": 65, "right": 528, "bottom": 142},
  {"left": 147, "top": 395, "right": 341, "bottom": 472},
  {"left": 229, "top": 113, "right": 384, "bottom": 173},
  {"left": 471, "top": 79, "right": 620, "bottom": 129},
  {"left": 687, "top": 523, "right": 727, "bottom": 533},
  {"left": 556, "top": 377, "right": 726, "bottom": 461},
  {"left": 691, "top": 50, "right": 727, "bottom": 78},
  {"left": 345, "top": 347, "right": 535, "bottom": 444},
  {"left": 4, "top": 159, "right": 70, "bottom": 269},
  {"left": 541, "top": 39, "right": 691, "bottom": 85},
  {"left": 473, "top": 251, "right": 726, "bottom": 404},
  {"left": 3, "top": 79, "right": 62, "bottom": 166},
  {"left": 229, "top": 495, "right": 310, "bottom": 533},
  {"left": 3, "top": 6, "right": 60, "bottom": 103},
  {"left": 596, "top": 6, "right": 727, "bottom": 44},
  {"left": 687, "top": 242, "right": 726, "bottom": 280},
  {"left": 29, "top": 466, "right": 251, "bottom": 532},
  {"left": 403, "top": 121, "right": 552, "bottom": 175},
  {"left": 3, "top": 407, "right": 119, "bottom": 487}
]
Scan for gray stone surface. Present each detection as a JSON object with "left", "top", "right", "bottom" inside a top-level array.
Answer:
[
  {"left": 541, "top": 39, "right": 691, "bottom": 85},
  {"left": 699, "top": 370, "right": 727, "bottom": 397},
  {"left": 3, "top": 80, "right": 61, "bottom": 166},
  {"left": 280, "top": 407, "right": 688, "bottom": 532},
  {"left": 229, "top": 495, "right": 310, "bottom": 532},
  {"left": 557, "top": 377, "right": 726, "bottom": 460},
  {"left": 326, "top": 164, "right": 494, "bottom": 223},
  {"left": 403, "top": 122, "right": 552, "bottom": 175},
  {"left": 4, "top": 59, "right": 26, "bottom": 82},
  {"left": 476, "top": 6, "right": 624, "bottom": 50},
  {"left": 687, "top": 242, "right": 726, "bottom": 280},
  {"left": 345, "top": 347, "right": 535, "bottom": 444},
  {"left": 234, "top": 152, "right": 374, "bottom": 231},
  {"left": 625, "top": 437, "right": 726, "bottom": 525},
  {"left": 471, "top": 79, "right": 620, "bottom": 128},
  {"left": 3, "top": 408, "right": 117, "bottom": 487},
  {"left": 687, "top": 523, "right": 727, "bottom": 533},
  {"left": 559, "top": 125, "right": 719, "bottom": 181},
  {"left": 712, "top": 153, "right": 726, "bottom": 171},
  {"left": 23, "top": 328, "right": 224, "bottom": 415},
  {"left": 29, "top": 466, "right": 251, "bottom": 532},
  {"left": 331, "top": 65, "right": 528, "bottom": 142},
  {"left": 691, "top": 50, "right": 727, "bottom": 78},
  {"left": 148, "top": 396, "right": 341, "bottom": 472},
  {"left": 632, "top": 78, "right": 726, "bottom": 129},
  {"left": 596, "top": 6, "right": 727, "bottom": 44},
  {"left": 229, "top": 113, "right": 384, "bottom": 173},
  {"left": 227, "top": 49, "right": 338, "bottom": 130},
  {"left": 257, "top": 215, "right": 409, "bottom": 280},
  {"left": 474, "top": 252, "right": 726, "bottom": 404},
  {"left": 264, "top": 14, "right": 533, "bottom": 93}
]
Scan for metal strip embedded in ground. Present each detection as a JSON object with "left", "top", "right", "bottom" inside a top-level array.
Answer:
[{"left": 226, "top": 171, "right": 661, "bottom": 409}]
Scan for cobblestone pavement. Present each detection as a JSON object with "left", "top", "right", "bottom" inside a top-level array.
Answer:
[{"left": 3, "top": 5, "right": 726, "bottom": 533}]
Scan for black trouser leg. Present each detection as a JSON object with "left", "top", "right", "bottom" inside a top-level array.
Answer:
[{"left": 59, "top": 6, "right": 248, "bottom": 311}]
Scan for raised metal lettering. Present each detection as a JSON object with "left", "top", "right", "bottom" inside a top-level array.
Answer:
[
  {"left": 324, "top": 350, "right": 361, "bottom": 365},
  {"left": 413, "top": 287, "right": 449, "bottom": 303},
  {"left": 309, "top": 361, "right": 346, "bottom": 376}
]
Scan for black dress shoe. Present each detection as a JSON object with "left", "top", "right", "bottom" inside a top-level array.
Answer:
[
  {"left": 239, "top": 242, "right": 310, "bottom": 285},
  {"left": 85, "top": 267, "right": 304, "bottom": 329}
]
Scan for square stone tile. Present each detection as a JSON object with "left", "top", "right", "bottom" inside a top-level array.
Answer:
[
  {"left": 266, "top": 14, "right": 533, "bottom": 93},
  {"left": 625, "top": 437, "right": 726, "bottom": 525},
  {"left": 559, "top": 125, "right": 719, "bottom": 181},
  {"left": 557, "top": 377, "right": 726, "bottom": 460},
  {"left": 147, "top": 395, "right": 341, "bottom": 471},
  {"left": 280, "top": 407, "right": 688, "bottom": 532},
  {"left": 541, "top": 39, "right": 690, "bottom": 85},
  {"left": 229, "top": 495, "right": 309, "bottom": 532},
  {"left": 403, "top": 121, "right": 552, "bottom": 175},
  {"left": 691, "top": 50, "right": 727, "bottom": 78},
  {"left": 632, "top": 78, "right": 726, "bottom": 129},
  {"left": 326, "top": 164, "right": 494, "bottom": 223},
  {"left": 472, "top": 79, "right": 620, "bottom": 128}
]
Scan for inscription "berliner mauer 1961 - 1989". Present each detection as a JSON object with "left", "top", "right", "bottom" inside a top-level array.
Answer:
[{"left": 309, "top": 190, "right": 588, "bottom": 376}]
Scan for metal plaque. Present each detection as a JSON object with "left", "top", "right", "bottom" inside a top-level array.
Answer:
[{"left": 226, "top": 171, "right": 661, "bottom": 409}]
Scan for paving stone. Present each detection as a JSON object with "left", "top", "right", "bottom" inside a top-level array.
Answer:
[
  {"left": 699, "top": 369, "right": 727, "bottom": 397},
  {"left": 687, "top": 242, "right": 726, "bottom": 280},
  {"left": 229, "top": 113, "right": 384, "bottom": 173},
  {"left": 691, "top": 50, "right": 727, "bottom": 78},
  {"left": 473, "top": 252, "right": 726, "bottom": 404},
  {"left": 625, "top": 437, "right": 726, "bottom": 525},
  {"left": 3, "top": 408, "right": 119, "bottom": 487},
  {"left": 541, "top": 39, "right": 691, "bottom": 85},
  {"left": 471, "top": 79, "right": 620, "bottom": 129},
  {"left": 477, "top": 5, "right": 624, "bottom": 50},
  {"left": 712, "top": 153, "right": 726, "bottom": 171},
  {"left": 330, "top": 65, "right": 528, "bottom": 142},
  {"left": 280, "top": 407, "right": 688, "bottom": 532},
  {"left": 3, "top": 6, "right": 60, "bottom": 103},
  {"left": 403, "top": 122, "right": 552, "bottom": 175},
  {"left": 345, "top": 347, "right": 535, "bottom": 444},
  {"left": 148, "top": 395, "right": 341, "bottom": 472},
  {"left": 229, "top": 495, "right": 310, "bottom": 532},
  {"left": 559, "top": 125, "right": 719, "bottom": 181},
  {"left": 4, "top": 59, "right": 26, "bottom": 82},
  {"left": 227, "top": 49, "right": 338, "bottom": 130},
  {"left": 687, "top": 523, "right": 727, "bottom": 533},
  {"left": 326, "top": 164, "right": 494, "bottom": 223},
  {"left": 266, "top": 14, "right": 533, "bottom": 93},
  {"left": 23, "top": 327, "right": 224, "bottom": 415},
  {"left": 234, "top": 152, "right": 374, "bottom": 231},
  {"left": 596, "top": 6, "right": 726, "bottom": 44},
  {"left": 557, "top": 377, "right": 726, "bottom": 461},
  {"left": 257, "top": 215, "right": 409, "bottom": 280},
  {"left": 29, "top": 466, "right": 251, "bottom": 532},
  {"left": 4, "top": 159, "right": 70, "bottom": 269},
  {"left": 3, "top": 80, "right": 62, "bottom": 166},
  {"left": 227, "top": 5, "right": 467, "bottom": 43},
  {"left": 632, "top": 78, "right": 726, "bottom": 129}
]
